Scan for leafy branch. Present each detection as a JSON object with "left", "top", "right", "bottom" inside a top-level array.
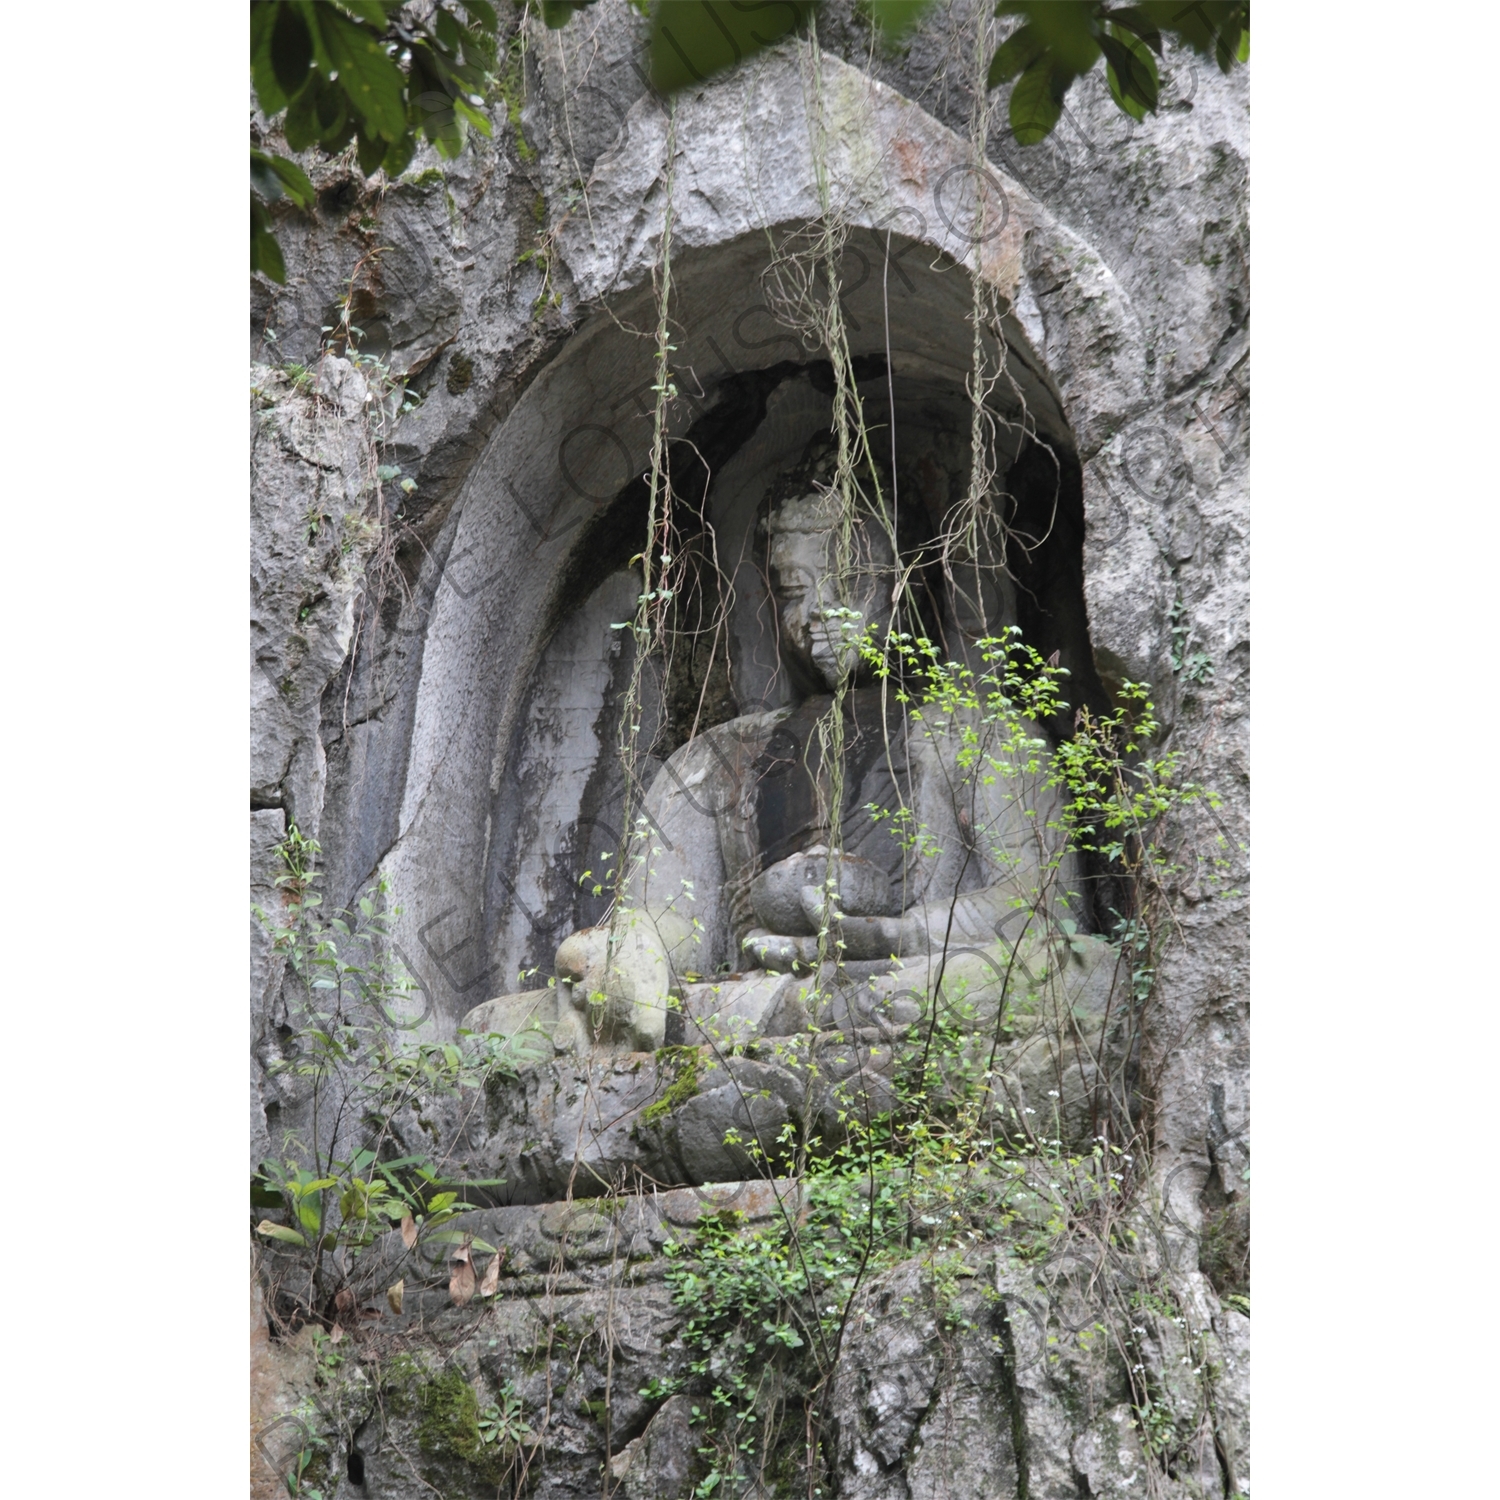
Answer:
[
  {"left": 250, "top": 2, "right": 1248, "bottom": 282},
  {"left": 639, "top": 1, "right": 1247, "bottom": 144},
  {"left": 252, "top": 826, "right": 536, "bottom": 1317},
  {"left": 250, "top": 0, "right": 501, "bottom": 281}
]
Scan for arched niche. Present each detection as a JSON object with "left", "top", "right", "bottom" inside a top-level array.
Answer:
[{"left": 379, "top": 50, "right": 1145, "bottom": 1030}]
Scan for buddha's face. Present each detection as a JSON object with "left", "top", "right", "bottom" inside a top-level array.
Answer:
[{"left": 767, "top": 492, "right": 893, "bottom": 691}]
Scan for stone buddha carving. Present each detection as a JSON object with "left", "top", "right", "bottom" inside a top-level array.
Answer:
[{"left": 466, "top": 436, "right": 1094, "bottom": 1063}]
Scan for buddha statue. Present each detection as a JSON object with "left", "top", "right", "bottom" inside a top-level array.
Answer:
[{"left": 464, "top": 435, "right": 1111, "bottom": 1080}]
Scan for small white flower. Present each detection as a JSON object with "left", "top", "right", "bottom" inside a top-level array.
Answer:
[{"left": 1046, "top": 1089, "right": 1060, "bottom": 1098}]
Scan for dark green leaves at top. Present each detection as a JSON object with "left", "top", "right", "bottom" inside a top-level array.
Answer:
[
  {"left": 987, "top": 21, "right": 1045, "bottom": 87},
  {"left": 1105, "top": 5, "right": 1162, "bottom": 55},
  {"left": 1133, "top": 0, "right": 1248, "bottom": 73},
  {"left": 540, "top": 0, "right": 597, "bottom": 28},
  {"left": 251, "top": 149, "right": 315, "bottom": 209},
  {"left": 250, "top": 1, "right": 507, "bottom": 280},
  {"left": 988, "top": 1, "right": 1246, "bottom": 144},
  {"left": 314, "top": 7, "right": 407, "bottom": 142},
  {"left": 335, "top": 0, "right": 392, "bottom": 25},
  {"left": 1099, "top": 25, "right": 1157, "bottom": 120},
  {"left": 251, "top": 2, "right": 288, "bottom": 117},
  {"left": 270, "top": 4, "right": 314, "bottom": 99},
  {"left": 1009, "top": 0, "right": 1100, "bottom": 73},
  {"left": 650, "top": 1, "right": 817, "bottom": 95},
  {"left": 1009, "top": 60, "right": 1071, "bottom": 146}
]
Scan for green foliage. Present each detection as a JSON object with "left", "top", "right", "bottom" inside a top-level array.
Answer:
[
  {"left": 661, "top": 1141, "right": 1135, "bottom": 1490},
  {"left": 648, "top": 1, "right": 815, "bottom": 95},
  {"left": 996, "top": 1, "right": 1248, "bottom": 142},
  {"left": 1168, "top": 599, "right": 1215, "bottom": 683},
  {"left": 538, "top": 0, "right": 597, "bottom": 28},
  {"left": 988, "top": 2, "right": 1248, "bottom": 144},
  {"left": 646, "top": 0, "right": 930, "bottom": 95},
  {"left": 282, "top": 1435, "right": 330, "bottom": 1498},
  {"left": 856, "top": 622, "right": 1215, "bottom": 903},
  {"left": 642, "top": 619, "right": 1233, "bottom": 1488},
  {"left": 252, "top": 827, "right": 540, "bottom": 1310},
  {"left": 476, "top": 1382, "right": 535, "bottom": 1454},
  {"left": 250, "top": 0, "right": 501, "bottom": 281},
  {"left": 418, "top": 1370, "right": 518, "bottom": 1484},
  {"left": 251, "top": 0, "right": 1248, "bottom": 283},
  {"left": 631, "top": 1, "right": 1246, "bottom": 141}
]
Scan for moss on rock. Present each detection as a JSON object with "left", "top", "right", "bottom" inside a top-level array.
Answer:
[
  {"left": 417, "top": 1370, "right": 507, "bottom": 1486},
  {"left": 642, "top": 1045, "right": 702, "bottom": 1126}
]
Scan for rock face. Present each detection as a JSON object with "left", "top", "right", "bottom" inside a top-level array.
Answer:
[
  {"left": 250, "top": 5, "right": 1247, "bottom": 1496},
  {"left": 251, "top": 1178, "right": 1245, "bottom": 1499}
]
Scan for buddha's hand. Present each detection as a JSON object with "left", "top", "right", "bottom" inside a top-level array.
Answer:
[
  {"left": 794, "top": 888, "right": 927, "bottom": 960},
  {"left": 555, "top": 922, "right": 670, "bottom": 1051},
  {"left": 742, "top": 928, "right": 820, "bottom": 973},
  {"left": 743, "top": 913, "right": 925, "bottom": 970}
]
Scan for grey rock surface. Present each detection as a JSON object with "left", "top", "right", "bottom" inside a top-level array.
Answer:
[{"left": 258, "top": 1181, "right": 1244, "bottom": 1499}]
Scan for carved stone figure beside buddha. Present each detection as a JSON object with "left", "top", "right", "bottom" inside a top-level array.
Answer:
[{"left": 464, "top": 435, "right": 1120, "bottom": 1093}]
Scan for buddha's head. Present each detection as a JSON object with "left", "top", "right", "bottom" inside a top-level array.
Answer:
[{"left": 764, "top": 442, "right": 895, "bottom": 692}]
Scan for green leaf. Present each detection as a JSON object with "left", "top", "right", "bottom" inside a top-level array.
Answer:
[
  {"left": 462, "top": 0, "right": 500, "bottom": 29},
  {"left": 356, "top": 128, "right": 387, "bottom": 175},
  {"left": 271, "top": 155, "right": 315, "bottom": 207},
  {"left": 1009, "top": 60, "right": 1065, "bottom": 145},
  {"left": 256, "top": 1220, "right": 308, "bottom": 1246},
  {"left": 381, "top": 129, "right": 416, "bottom": 175},
  {"left": 271, "top": 4, "right": 315, "bottom": 99},
  {"left": 540, "top": 1, "right": 594, "bottom": 28},
  {"left": 1137, "top": 0, "right": 1247, "bottom": 73},
  {"left": 649, "top": 1, "right": 815, "bottom": 96},
  {"left": 1100, "top": 28, "right": 1157, "bottom": 118},
  {"left": 251, "top": 3, "right": 289, "bottom": 116},
  {"left": 452, "top": 95, "right": 493, "bottom": 138},
  {"left": 335, "top": 0, "right": 391, "bottom": 24},
  {"left": 314, "top": 81, "right": 357, "bottom": 153},
  {"left": 251, "top": 201, "right": 287, "bottom": 283},
  {"left": 987, "top": 21, "right": 1044, "bottom": 88},
  {"left": 250, "top": 154, "right": 284, "bottom": 205},
  {"left": 435, "top": 7, "right": 463, "bottom": 52},
  {"left": 252, "top": 151, "right": 316, "bottom": 210},
  {"left": 317, "top": 9, "right": 408, "bottom": 141},
  {"left": 283, "top": 78, "right": 323, "bottom": 153},
  {"left": 1105, "top": 5, "right": 1163, "bottom": 56},
  {"left": 424, "top": 1228, "right": 498, "bottom": 1253},
  {"left": 1024, "top": 0, "right": 1099, "bottom": 73}
]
